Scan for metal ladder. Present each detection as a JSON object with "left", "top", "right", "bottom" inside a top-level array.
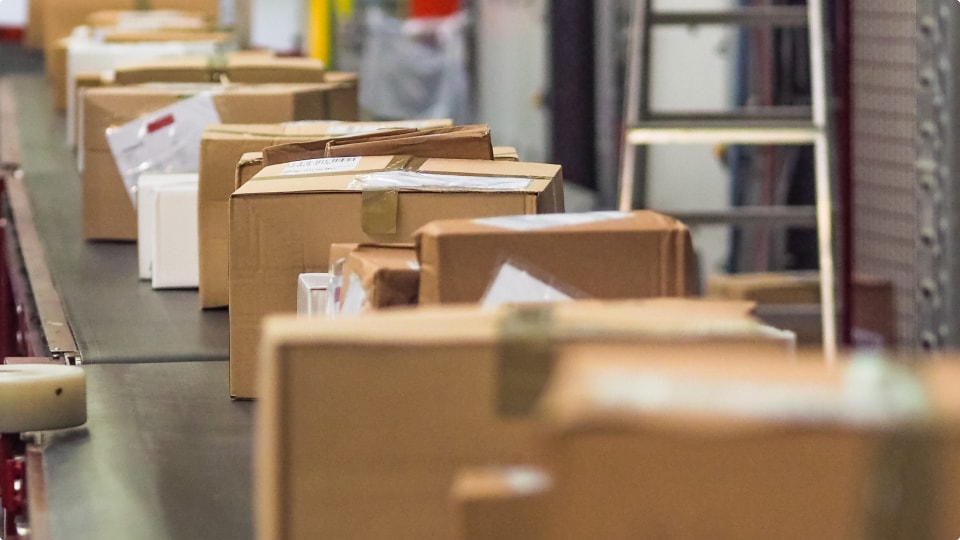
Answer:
[{"left": 617, "top": 1, "right": 837, "bottom": 362}]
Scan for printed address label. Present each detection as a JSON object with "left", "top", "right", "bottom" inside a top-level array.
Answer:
[
  {"left": 281, "top": 156, "right": 363, "bottom": 176},
  {"left": 473, "top": 211, "right": 632, "bottom": 232}
]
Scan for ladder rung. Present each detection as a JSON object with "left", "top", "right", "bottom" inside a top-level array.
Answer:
[
  {"left": 647, "top": 106, "right": 813, "bottom": 122},
  {"left": 650, "top": 6, "right": 808, "bottom": 27},
  {"left": 627, "top": 120, "right": 821, "bottom": 145},
  {"left": 661, "top": 206, "right": 817, "bottom": 226}
]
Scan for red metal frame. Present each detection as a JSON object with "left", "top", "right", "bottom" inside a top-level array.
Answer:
[
  {"left": 1, "top": 433, "right": 27, "bottom": 539},
  {"left": 834, "top": 0, "right": 853, "bottom": 345}
]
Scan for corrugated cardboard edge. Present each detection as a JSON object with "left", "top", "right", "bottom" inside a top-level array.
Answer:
[{"left": 255, "top": 317, "right": 288, "bottom": 540}]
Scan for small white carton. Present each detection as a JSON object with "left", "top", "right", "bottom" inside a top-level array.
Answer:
[
  {"left": 137, "top": 173, "right": 198, "bottom": 280},
  {"left": 297, "top": 273, "right": 331, "bottom": 318},
  {"left": 152, "top": 182, "right": 200, "bottom": 289}
]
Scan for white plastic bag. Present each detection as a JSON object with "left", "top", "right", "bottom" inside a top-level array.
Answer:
[{"left": 359, "top": 7, "right": 471, "bottom": 124}]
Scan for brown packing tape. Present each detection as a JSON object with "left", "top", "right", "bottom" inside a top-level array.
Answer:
[
  {"left": 361, "top": 190, "right": 399, "bottom": 235},
  {"left": 498, "top": 305, "right": 556, "bottom": 416}
]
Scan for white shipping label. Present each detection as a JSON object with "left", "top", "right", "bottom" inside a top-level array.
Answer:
[
  {"left": 322, "top": 119, "right": 449, "bottom": 135},
  {"left": 281, "top": 157, "right": 362, "bottom": 176},
  {"left": 481, "top": 262, "right": 573, "bottom": 308},
  {"left": 349, "top": 170, "right": 531, "bottom": 191},
  {"left": 106, "top": 93, "right": 221, "bottom": 207},
  {"left": 473, "top": 211, "right": 632, "bottom": 232}
]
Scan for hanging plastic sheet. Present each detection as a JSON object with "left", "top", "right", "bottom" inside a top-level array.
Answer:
[{"left": 359, "top": 7, "right": 471, "bottom": 124}]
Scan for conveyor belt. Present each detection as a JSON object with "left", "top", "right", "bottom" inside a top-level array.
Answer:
[
  {"left": 40, "top": 362, "right": 253, "bottom": 540},
  {"left": 2, "top": 48, "right": 228, "bottom": 363},
  {"left": 0, "top": 43, "right": 247, "bottom": 539}
]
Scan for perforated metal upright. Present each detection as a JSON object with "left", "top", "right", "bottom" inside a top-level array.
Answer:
[{"left": 914, "top": 0, "right": 960, "bottom": 351}]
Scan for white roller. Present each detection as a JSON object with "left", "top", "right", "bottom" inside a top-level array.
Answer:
[{"left": 0, "top": 364, "right": 86, "bottom": 433}]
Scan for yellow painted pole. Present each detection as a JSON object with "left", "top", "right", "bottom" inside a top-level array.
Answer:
[{"left": 308, "top": 0, "right": 332, "bottom": 65}]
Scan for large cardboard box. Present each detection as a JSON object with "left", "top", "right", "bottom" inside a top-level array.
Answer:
[
  {"left": 230, "top": 156, "right": 566, "bottom": 398},
  {"left": 416, "top": 211, "right": 697, "bottom": 305},
  {"left": 254, "top": 299, "right": 797, "bottom": 540},
  {"left": 535, "top": 354, "right": 960, "bottom": 539},
  {"left": 198, "top": 119, "right": 451, "bottom": 308},
  {"left": 337, "top": 245, "right": 420, "bottom": 315},
  {"left": 82, "top": 83, "right": 352, "bottom": 241}
]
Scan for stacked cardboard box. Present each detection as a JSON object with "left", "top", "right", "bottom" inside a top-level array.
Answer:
[
  {"left": 520, "top": 354, "right": 960, "bottom": 539},
  {"left": 82, "top": 82, "right": 358, "bottom": 241},
  {"left": 415, "top": 211, "right": 697, "bottom": 305},
  {"left": 198, "top": 119, "right": 454, "bottom": 308},
  {"left": 41, "top": 0, "right": 220, "bottom": 68},
  {"left": 230, "top": 156, "right": 565, "bottom": 397},
  {"left": 336, "top": 245, "right": 420, "bottom": 315},
  {"left": 254, "top": 299, "right": 796, "bottom": 540}
]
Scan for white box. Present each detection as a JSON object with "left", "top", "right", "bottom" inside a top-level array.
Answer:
[
  {"left": 137, "top": 173, "right": 198, "bottom": 280},
  {"left": 153, "top": 182, "right": 200, "bottom": 289},
  {"left": 297, "top": 273, "right": 331, "bottom": 317}
]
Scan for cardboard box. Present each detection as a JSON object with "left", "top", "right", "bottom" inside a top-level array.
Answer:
[
  {"left": 82, "top": 83, "right": 352, "bottom": 241},
  {"left": 152, "top": 183, "right": 199, "bottom": 289},
  {"left": 235, "top": 151, "right": 264, "bottom": 190},
  {"left": 67, "top": 38, "right": 226, "bottom": 147},
  {"left": 86, "top": 9, "right": 213, "bottom": 31},
  {"left": 296, "top": 274, "right": 331, "bottom": 317},
  {"left": 536, "top": 354, "right": 960, "bottom": 539},
  {"left": 41, "top": 0, "right": 220, "bottom": 61},
  {"left": 325, "top": 125, "right": 494, "bottom": 160},
  {"left": 48, "top": 37, "right": 70, "bottom": 110},
  {"left": 254, "top": 299, "right": 796, "bottom": 540},
  {"left": 493, "top": 146, "right": 520, "bottom": 161},
  {"left": 230, "top": 156, "right": 566, "bottom": 398},
  {"left": 706, "top": 271, "right": 821, "bottom": 304},
  {"left": 338, "top": 245, "right": 420, "bottom": 315},
  {"left": 451, "top": 466, "right": 551, "bottom": 540},
  {"left": 852, "top": 274, "right": 897, "bottom": 348},
  {"left": 25, "top": 0, "right": 46, "bottom": 49},
  {"left": 415, "top": 210, "right": 696, "bottom": 305},
  {"left": 258, "top": 121, "right": 475, "bottom": 168},
  {"left": 113, "top": 55, "right": 326, "bottom": 85},
  {"left": 198, "top": 120, "right": 449, "bottom": 308},
  {"left": 137, "top": 173, "right": 198, "bottom": 280}
]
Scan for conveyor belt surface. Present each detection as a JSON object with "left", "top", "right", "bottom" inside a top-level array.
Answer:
[
  {"left": 3, "top": 46, "right": 229, "bottom": 363},
  {"left": 41, "top": 361, "right": 253, "bottom": 540},
  {"left": 1, "top": 43, "right": 248, "bottom": 539}
]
